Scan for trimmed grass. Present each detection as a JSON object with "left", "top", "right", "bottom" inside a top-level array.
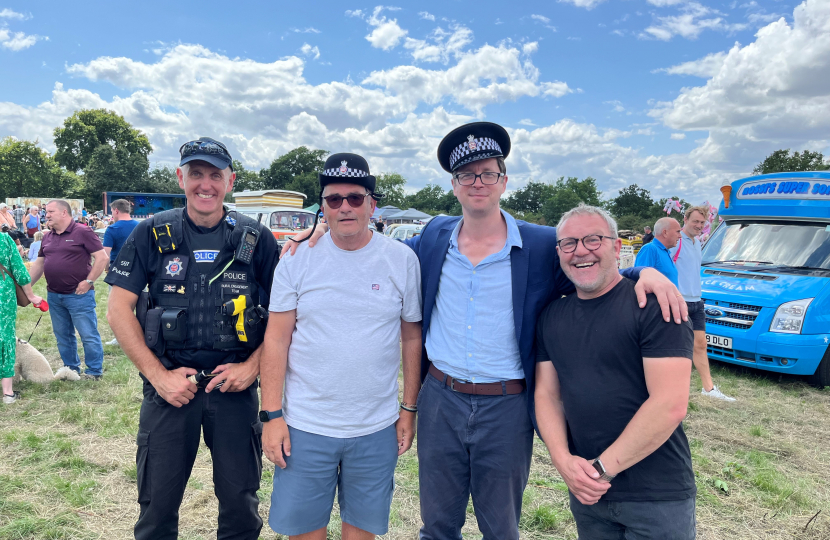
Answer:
[{"left": 2, "top": 279, "right": 829, "bottom": 539}]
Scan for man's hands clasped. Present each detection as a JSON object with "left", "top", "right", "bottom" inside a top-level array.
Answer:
[{"left": 556, "top": 454, "right": 611, "bottom": 505}]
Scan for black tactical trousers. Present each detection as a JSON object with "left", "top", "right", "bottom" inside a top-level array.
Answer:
[{"left": 134, "top": 375, "right": 263, "bottom": 540}]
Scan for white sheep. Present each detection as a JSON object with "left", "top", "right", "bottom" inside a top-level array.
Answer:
[{"left": 13, "top": 338, "right": 80, "bottom": 384}]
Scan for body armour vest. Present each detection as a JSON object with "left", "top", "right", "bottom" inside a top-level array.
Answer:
[{"left": 143, "top": 208, "right": 265, "bottom": 355}]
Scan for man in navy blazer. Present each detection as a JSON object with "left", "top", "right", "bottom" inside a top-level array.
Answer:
[{"left": 282, "top": 122, "right": 686, "bottom": 540}]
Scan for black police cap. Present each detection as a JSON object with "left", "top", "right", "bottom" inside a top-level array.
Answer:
[
  {"left": 319, "top": 153, "right": 377, "bottom": 194},
  {"left": 437, "top": 122, "right": 511, "bottom": 173}
]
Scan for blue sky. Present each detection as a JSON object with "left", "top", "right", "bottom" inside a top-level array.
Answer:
[{"left": 1, "top": 0, "right": 828, "bottom": 204}]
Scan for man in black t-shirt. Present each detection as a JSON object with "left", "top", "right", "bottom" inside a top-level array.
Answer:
[
  {"left": 534, "top": 203, "right": 695, "bottom": 539},
  {"left": 106, "top": 138, "right": 279, "bottom": 540}
]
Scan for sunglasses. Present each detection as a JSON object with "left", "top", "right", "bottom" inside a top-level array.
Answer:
[
  {"left": 322, "top": 193, "right": 371, "bottom": 209},
  {"left": 179, "top": 140, "right": 231, "bottom": 158}
]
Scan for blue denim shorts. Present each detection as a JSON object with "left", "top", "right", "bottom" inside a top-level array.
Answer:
[{"left": 268, "top": 423, "right": 398, "bottom": 536}]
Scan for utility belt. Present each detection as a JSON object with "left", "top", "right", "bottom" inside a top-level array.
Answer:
[{"left": 136, "top": 290, "right": 268, "bottom": 359}]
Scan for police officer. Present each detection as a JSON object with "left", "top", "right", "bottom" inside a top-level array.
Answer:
[{"left": 106, "top": 137, "right": 279, "bottom": 540}]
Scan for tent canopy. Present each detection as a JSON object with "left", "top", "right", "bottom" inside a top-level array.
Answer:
[{"left": 386, "top": 208, "right": 432, "bottom": 221}]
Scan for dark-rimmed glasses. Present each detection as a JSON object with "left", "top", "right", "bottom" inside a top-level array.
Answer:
[
  {"left": 322, "top": 193, "right": 370, "bottom": 209},
  {"left": 557, "top": 235, "right": 616, "bottom": 253},
  {"left": 453, "top": 172, "right": 504, "bottom": 185}
]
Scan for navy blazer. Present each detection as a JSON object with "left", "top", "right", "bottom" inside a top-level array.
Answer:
[{"left": 406, "top": 216, "right": 575, "bottom": 422}]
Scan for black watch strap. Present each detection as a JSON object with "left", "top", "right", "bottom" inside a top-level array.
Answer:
[{"left": 259, "top": 409, "right": 283, "bottom": 422}]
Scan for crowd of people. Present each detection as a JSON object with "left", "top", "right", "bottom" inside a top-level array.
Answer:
[{"left": 1, "top": 123, "right": 728, "bottom": 540}]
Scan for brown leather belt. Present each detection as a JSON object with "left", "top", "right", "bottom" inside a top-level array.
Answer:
[{"left": 428, "top": 364, "right": 525, "bottom": 396}]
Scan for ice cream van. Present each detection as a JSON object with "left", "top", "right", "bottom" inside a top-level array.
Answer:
[{"left": 701, "top": 172, "right": 830, "bottom": 386}]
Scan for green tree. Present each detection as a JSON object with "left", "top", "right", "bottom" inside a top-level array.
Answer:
[
  {"left": 231, "top": 160, "right": 263, "bottom": 193},
  {"left": 502, "top": 181, "right": 555, "bottom": 217},
  {"left": 53, "top": 109, "right": 152, "bottom": 173},
  {"left": 260, "top": 146, "right": 328, "bottom": 202},
  {"left": 146, "top": 166, "right": 183, "bottom": 194},
  {"left": 610, "top": 184, "right": 654, "bottom": 221},
  {"left": 375, "top": 172, "right": 408, "bottom": 208},
  {"left": 540, "top": 177, "right": 603, "bottom": 226},
  {"left": 752, "top": 149, "right": 829, "bottom": 175},
  {"left": 79, "top": 146, "right": 153, "bottom": 210},
  {"left": 0, "top": 137, "right": 78, "bottom": 202},
  {"left": 405, "top": 184, "right": 448, "bottom": 214}
]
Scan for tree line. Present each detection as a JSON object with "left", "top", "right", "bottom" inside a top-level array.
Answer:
[{"left": 1, "top": 108, "right": 828, "bottom": 224}]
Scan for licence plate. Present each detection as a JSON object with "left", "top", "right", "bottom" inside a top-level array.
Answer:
[{"left": 706, "top": 334, "right": 732, "bottom": 349}]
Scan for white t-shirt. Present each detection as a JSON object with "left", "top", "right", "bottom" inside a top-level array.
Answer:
[{"left": 269, "top": 231, "right": 423, "bottom": 438}]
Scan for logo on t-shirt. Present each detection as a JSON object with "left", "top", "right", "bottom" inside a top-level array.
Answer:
[{"left": 194, "top": 250, "right": 219, "bottom": 263}]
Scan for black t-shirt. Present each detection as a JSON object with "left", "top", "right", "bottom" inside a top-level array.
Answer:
[
  {"left": 535, "top": 278, "right": 695, "bottom": 501},
  {"left": 105, "top": 208, "right": 280, "bottom": 368}
]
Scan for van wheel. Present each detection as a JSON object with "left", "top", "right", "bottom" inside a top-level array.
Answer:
[{"left": 807, "top": 347, "right": 830, "bottom": 388}]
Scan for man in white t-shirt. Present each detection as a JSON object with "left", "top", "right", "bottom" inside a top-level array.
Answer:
[{"left": 260, "top": 153, "right": 423, "bottom": 540}]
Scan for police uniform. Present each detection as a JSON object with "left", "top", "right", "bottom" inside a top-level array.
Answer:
[{"left": 105, "top": 138, "right": 279, "bottom": 540}]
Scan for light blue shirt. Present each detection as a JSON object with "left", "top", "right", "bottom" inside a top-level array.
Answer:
[
  {"left": 426, "top": 210, "right": 524, "bottom": 383},
  {"left": 28, "top": 241, "right": 41, "bottom": 262},
  {"left": 635, "top": 238, "right": 678, "bottom": 287},
  {"left": 669, "top": 230, "right": 702, "bottom": 302}
]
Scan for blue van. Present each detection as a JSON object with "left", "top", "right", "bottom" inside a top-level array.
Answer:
[{"left": 700, "top": 172, "right": 830, "bottom": 387}]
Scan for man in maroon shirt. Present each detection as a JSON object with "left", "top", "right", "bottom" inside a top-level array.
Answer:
[{"left": 29, "top": 200, "right": 109, "bottom": 379}]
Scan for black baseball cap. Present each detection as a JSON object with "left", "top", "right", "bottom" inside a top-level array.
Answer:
[{"left": 179, "top": 137, "right": 234, "bottom": 171}]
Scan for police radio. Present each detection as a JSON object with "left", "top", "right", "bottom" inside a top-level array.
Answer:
[{"left": 235, "top": 226, "right": 259, "bottom": 264}]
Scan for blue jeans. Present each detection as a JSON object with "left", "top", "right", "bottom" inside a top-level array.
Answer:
[
  {"left": 569, "top": 492, "right": 696, "bottom": 539},
  {"left": 47, "top": 290, "right": 104, "bottom": 376},
  {"left": 417, "top": 372, "right": 534, "bottom": 540}
]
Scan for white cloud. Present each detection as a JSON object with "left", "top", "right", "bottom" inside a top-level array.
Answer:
[
  {"left": 531, "top": 14, "right": 551, "bottom": 23},
  {"left": 558, "top": 0, "right": 607, "bottom": 10},
  {"left": 365, "top": 6, "right": 408, "bottom": 50},
  {"left": 404, "top": 25, "right": 473, "bottom": 63},
  {"left": 345, "top": 9, "right": 364, "bottom": 18},
  {"left": 657, "top": 51, "right": 727, "bottom": 77},
  {"left": 522, "top": 41, "right": 539, "bottom": 55},
  {"left": 291, "top": 27, "right": 321, "bottom": 34},
  {"left": 300, "top": 43, "right": 320, "bottom": 60},
  {"left": 0, "top": 28, "right": 47, "bottom": 51},
  {"left": 0, "top": 8, "right": 27, "bottom": 19},
  {"left": 650, "top": 0, "right": 830, "bottom": 177},
  {"left": 419, "top": 11, "right": 435, "bottom": 21},
  {"left": 671, "top": 132, "right": 686, "bottom": 139},
  {"left": 646, "top": 0, "right": 686, "bottom": 6},
  {"left": 541, "top": 81, "right": 574, "bottom": 98},
  {"left": 518, "top": 119, "right": 536, "bottom": 126},
  {"left": 641, "top": 2, "right": 748, "bottom": 40},
  {"left": 605, "top": 100, "right": 625, "bottom": 112}
]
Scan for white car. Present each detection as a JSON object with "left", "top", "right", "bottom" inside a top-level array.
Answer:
[{"left": 388, "top": 224, "right": 423, "bottom": 240}]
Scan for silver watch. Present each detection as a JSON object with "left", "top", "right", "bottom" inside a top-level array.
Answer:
[
  {"left": 85, "top": 279, "right": 94, "bottom": 286},
  {"left": 592, "top": 457, "right": 616, "bottom": 482}
]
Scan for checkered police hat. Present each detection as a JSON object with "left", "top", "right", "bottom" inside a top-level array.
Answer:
[
  {"left": 437, "top": 122, "right": 511, "bottom": 173},
  {"left": 319, "top": 153, "right": 378, "bottom": 194}
]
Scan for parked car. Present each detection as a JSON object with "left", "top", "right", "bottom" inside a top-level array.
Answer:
[
  {"left": 234, "top": 206, "right": 317, "bottom": 246},
  {"left": 388, "top": 224, "right": 423, "bottom": 241}
]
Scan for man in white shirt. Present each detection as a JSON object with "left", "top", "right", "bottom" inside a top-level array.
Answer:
[{"left": 260, "top": 153, "right": 423, "bottom": 540}]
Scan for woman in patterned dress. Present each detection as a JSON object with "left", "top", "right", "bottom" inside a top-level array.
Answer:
[{"left": 0, "top": 231, "right": 43, "bottom": 404}]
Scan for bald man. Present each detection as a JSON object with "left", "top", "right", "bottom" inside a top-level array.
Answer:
[{"left": 634, "top": 217, "right": 681, "bottom": 286}]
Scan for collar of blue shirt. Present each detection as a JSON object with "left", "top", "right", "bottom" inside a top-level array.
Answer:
[{"left": 449, "top": 208, "right": 523, "bottom": 252}]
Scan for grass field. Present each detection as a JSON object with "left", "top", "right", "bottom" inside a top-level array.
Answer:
[{"left": 1, "top": 278, "right": 829, "bottom": 539}]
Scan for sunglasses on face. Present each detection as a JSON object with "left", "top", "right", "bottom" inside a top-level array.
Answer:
[{"left": 322, "top": 193, "right": 371, "bottom": 209}]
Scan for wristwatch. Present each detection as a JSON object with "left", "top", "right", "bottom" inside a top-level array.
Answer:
[
  {"left": 84, "top": 279, "right": 94, "bottom": 286},
  {"left": 592, "top": 457, "right": 616, "bottom": 482},
  {"left": 259, "top": 409, "right": 283, "bottom": 422}
]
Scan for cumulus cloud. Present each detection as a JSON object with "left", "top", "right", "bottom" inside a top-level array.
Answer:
[
  {"left": 605, "top": 100, "right": 626, "bottom": 112},
  {"left": 419, "top": 11, "right": 435, "bottom": 21},
  {"left": 557, "top": 0, "right": 607, "bottom": 10},
  {"left": 522, "top": 41, "right": 539, "bottom": 55},
  {"left": 541, "top": 81, "right": 574, "bottom": 98},
  {"left": 345, "top": 9, "right": 364, "bottom": 18},
  {"left": 365, "top": 6, "right": 408, "bottom": 50},
  {"left": 291, "top": 27, "right": 320, "bottom": 34},
  {"left": 531, "top": 14, "right": 557, "bottom": 31},
  {"left": 300, "top": 43, "right": 320, "bottom": 60},
  {"left": 0, "top": 27, "right": 47, "bottom": 51},
  {"left": 645, "top": 0, "right": 686, "bottom": 6},
  {"left": 641, "top": 2, "right": 747, "bottom": 40},
  {"left": 671, "top": 132, "right": 686, "bottom": 139},
  {"left": 650, "top": 0, "right": 830, "bottom": 177},
  {"left": 656, "top": 51, "right": 727, "bottom": 77},
  {"left": 404, "top": 25, "right": 473, "bottom": 63}
]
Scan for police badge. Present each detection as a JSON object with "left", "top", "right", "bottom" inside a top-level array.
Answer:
[
  {"left": 467, "top": 134, "right": 477, "bottom": 151},
  {"left": 165, "top": 257, "right": 184, "bottom": 277},
  {"left": 339, "top": 160, "right": 348, "bottom": 174}
]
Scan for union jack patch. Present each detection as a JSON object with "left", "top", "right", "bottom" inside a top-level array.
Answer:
[
  {"left": 163, "top": 284, "right": 176, "bottom": 292},
  {"left": 372, "top": 284, "right": 380, "bottom": 290}
]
